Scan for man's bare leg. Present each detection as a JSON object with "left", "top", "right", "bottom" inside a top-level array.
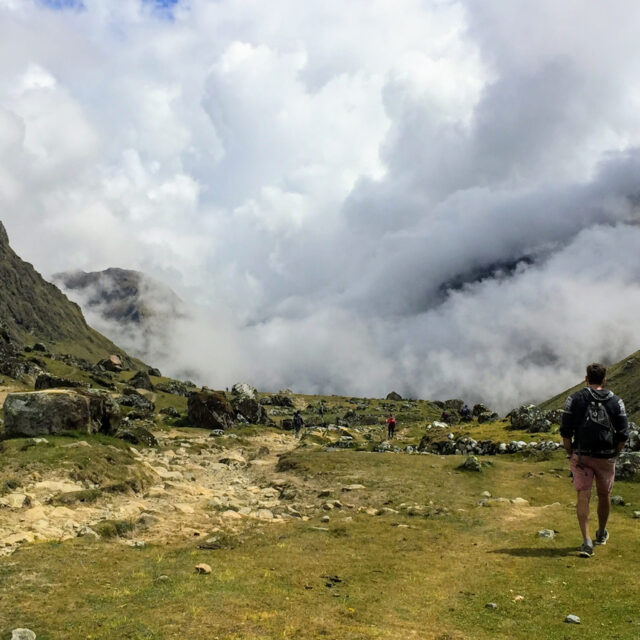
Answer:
[{"left": 577, "top": 489, "right": 592, "bottom": 543}]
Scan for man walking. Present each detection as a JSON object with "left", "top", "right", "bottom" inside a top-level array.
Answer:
[
  {"left": 292, "top": 411, "right": 304, "bottom": 438},
  {"left": 561, "top": 363, "right": 629, "bottom": 558}
]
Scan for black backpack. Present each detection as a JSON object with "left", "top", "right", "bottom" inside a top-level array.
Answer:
[{"left": 575, "top": 391, "right": 616, "bottom": 457}]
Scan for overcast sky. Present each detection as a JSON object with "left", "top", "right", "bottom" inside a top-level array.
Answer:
[{"left": 3, "top": 0, "right": 640, "bottom": 410}]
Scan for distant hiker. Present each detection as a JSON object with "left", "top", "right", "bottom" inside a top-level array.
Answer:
[
  {"left": 561, "top": 363, "right": 629, "bottom": 558},
  {"left": 460, "top": 405, "right": 471, "bottom": 422},
  {"left": 386, "top": 414, "right": 396, "bottom": 439},
  {"left": 440, "top": 410, "right": 450, "bottom": 423},
  {"left": 292, "top": 411, "right": 304, "bottom": 437}
]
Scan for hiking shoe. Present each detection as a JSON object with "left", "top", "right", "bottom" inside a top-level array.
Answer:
[
  {"left": 595, "top": 529, "right": 609, "bottom": 545},
  {"left": 579, "top": 541, "right": 594, "bottom": 558}
]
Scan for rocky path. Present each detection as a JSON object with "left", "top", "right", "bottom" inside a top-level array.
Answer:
[{"left": 0, "top": 428, "right": 301, "bottom": 556}]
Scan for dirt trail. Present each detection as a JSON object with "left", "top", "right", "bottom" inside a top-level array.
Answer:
[{"left": 0, "top": 428, "right": 300, "bottom": 554}]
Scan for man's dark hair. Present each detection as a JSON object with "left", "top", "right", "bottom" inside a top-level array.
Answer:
[{"left": 586, "top": 362, "right": 607, "bottom": 385}]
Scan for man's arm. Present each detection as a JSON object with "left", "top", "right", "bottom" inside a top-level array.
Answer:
[
  {"left": 612, "top": 396, "right": 629, "bottom": 454},
  {"left": 559, "top": 393, "right": 577, "bottom": 453}
]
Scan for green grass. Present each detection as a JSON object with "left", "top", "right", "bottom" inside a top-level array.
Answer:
[
  {"left": 2, "top": 449, "right": 640, "bottom": 639},
  {"left": 0, "top": 434, "right": 153, "bottom": 493}
]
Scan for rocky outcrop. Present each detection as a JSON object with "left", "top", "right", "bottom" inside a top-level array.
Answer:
[
  {"left": 509, "top": 405, "right": 552, "bottom": 433},
  {"left": 34, "top": 373, "right": 88, "bottom": 391},
  {"left": 386, "top": 391, "right": 402, "bottom": 401},
  {"left": 3, "top": 389, "right": 121, "bottom": 438},
  {"left": 187, "top": 391, "right": 235, "bottom": 430}
]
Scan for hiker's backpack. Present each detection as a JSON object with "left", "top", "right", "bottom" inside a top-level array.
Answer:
[{"left": 575, "top": 392, "right": 616, "bottom": 456}]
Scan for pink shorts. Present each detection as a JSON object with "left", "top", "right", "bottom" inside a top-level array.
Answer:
[{"left": 570, "top": 454, "right": 616, "bottom": 495}]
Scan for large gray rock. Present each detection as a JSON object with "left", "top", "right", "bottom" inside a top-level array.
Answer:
[
  {"left": 386, "top": 391, "right": 402, "bottom": 401},
  {"left": 232, "top": 396, "right": 274, "bottom": 425},
  {"left": 11, "top": 630, "right": 36, "bottom": 640},
  {"left": 187, "top": 391, "right": 235, "bottom": 430},
  {"left": 116, "top": 388, "right": 155, "bottom": 413},
  {"left": 509, "top": 405, "right": 551, "bottom": 433},
  {"left": 3, "top": 389, "right": 121, "bottom": 438}
]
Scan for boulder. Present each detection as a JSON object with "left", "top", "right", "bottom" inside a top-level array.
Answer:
[
  {"left": 231, "top": 382, "right": 257, "bottom": 400},
  {"left": 127, "top": 370, "right": 154, "bottom": 391},
  {"left": 11, "top": 630, "right": 36, "bottom": 640},
  {"left": 147, "top": 367, "right": 162, "bottom": 377},
  {"left": 472, "top": 403, "right": 490, "bottom": 417},
  {"left": 3, "top": 389, "right": 121, "bottom": 438},
  {"left": 98, "top": 354, "right": 124, "bottom": 372},
  {"left": 509, "top": 405, "right": 551, "bottom": 433},
  {"left": 187, "top": 391, "right": 234, "bottom": 430},
  {"left": 34, "top": 373, "right": 87, "bottom": 391},
  {"left": 477, "top": 411, "right": 499, "bottom": 424},
  {"left": 386, "top": 391, "right": 402, "bottom": 401},
  {"left": 232, "top": 396, "right": 274, "bottom": 425}
]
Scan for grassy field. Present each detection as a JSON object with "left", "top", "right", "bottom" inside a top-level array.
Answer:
[{"left": 2, "top": 447, "right": 640, "bottom": 639}]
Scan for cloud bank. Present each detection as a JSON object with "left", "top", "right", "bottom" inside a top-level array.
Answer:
[{"left": 3, "top": 0, "right": 640, "bottom": 410}]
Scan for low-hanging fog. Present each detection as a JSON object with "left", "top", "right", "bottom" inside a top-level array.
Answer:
[{"left": 3, "top": 1, "right": 640, "bottom": 411}]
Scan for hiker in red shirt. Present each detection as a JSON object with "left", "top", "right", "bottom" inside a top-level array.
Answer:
[{"left": 386, "top": 414, "right": 396, "bottom": 439}]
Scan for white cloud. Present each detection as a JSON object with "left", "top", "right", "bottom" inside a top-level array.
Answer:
[{"left": 3, "top": 0, "right": 640, "bottom": 410}]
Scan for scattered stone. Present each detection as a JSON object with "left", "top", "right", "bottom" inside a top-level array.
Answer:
[
  {"left": 320, "top": 515, "right": 330, "bottom": 523},
  {"left": 0, "top": 493, "right": 31, "bottom": 509},
  {"left": 510, "top": 497, "right": 529, "bottom": 506},
  {"left": 376, "top": 507, "right": 399, "bottom": 516},
  {"left": 11, "top": 630, "right": 36, "bottom": 640},
  {"left": 61, "top": 440, "right": 91, "bottom": 448},
  {"left": 195, "top": 563, "right": 212, "bottom": 575},
  {"left": 564, "top": 614, "right": 581, "bottom": 624},
  {"left": 458, "top": 456, "right": 481, "bottom": 472},
  {"left": 538, "top": 529, "right": 555, "bottom": 539},
  {"left": 115, "top": 425, "right": 158, "bottom": 447},
  {"left": 485, "top": 603, "right": 498, "bottom": 610},
  {"left": 480, "top": 491, "right": 491, "bottom": 498},
  {"left": 611, "top": 495, "right": 626, "bottom": 506},
  {"left": 77, "top": 525, "right": 99, "bottom": 539},
  {"left": 632, "top": 511, "right": 640, "bottom": 519},
  {"left": 342, "top": 484, "right": 365, "bottom": 492},
  {"left": 218, "top": 452, "right": 247, "bottom": 466}
]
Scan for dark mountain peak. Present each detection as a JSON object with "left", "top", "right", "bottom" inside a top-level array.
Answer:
[{"left": 0, "top": 220, "right": 135, "bottom": 363}]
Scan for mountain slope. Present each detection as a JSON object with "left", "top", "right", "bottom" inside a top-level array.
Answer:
[
  {"left": 0, "top": 221, "right": 136, "bottom": 363},
  {"left": 539, "top": 350, "right": 640, "bottom": 424}
]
